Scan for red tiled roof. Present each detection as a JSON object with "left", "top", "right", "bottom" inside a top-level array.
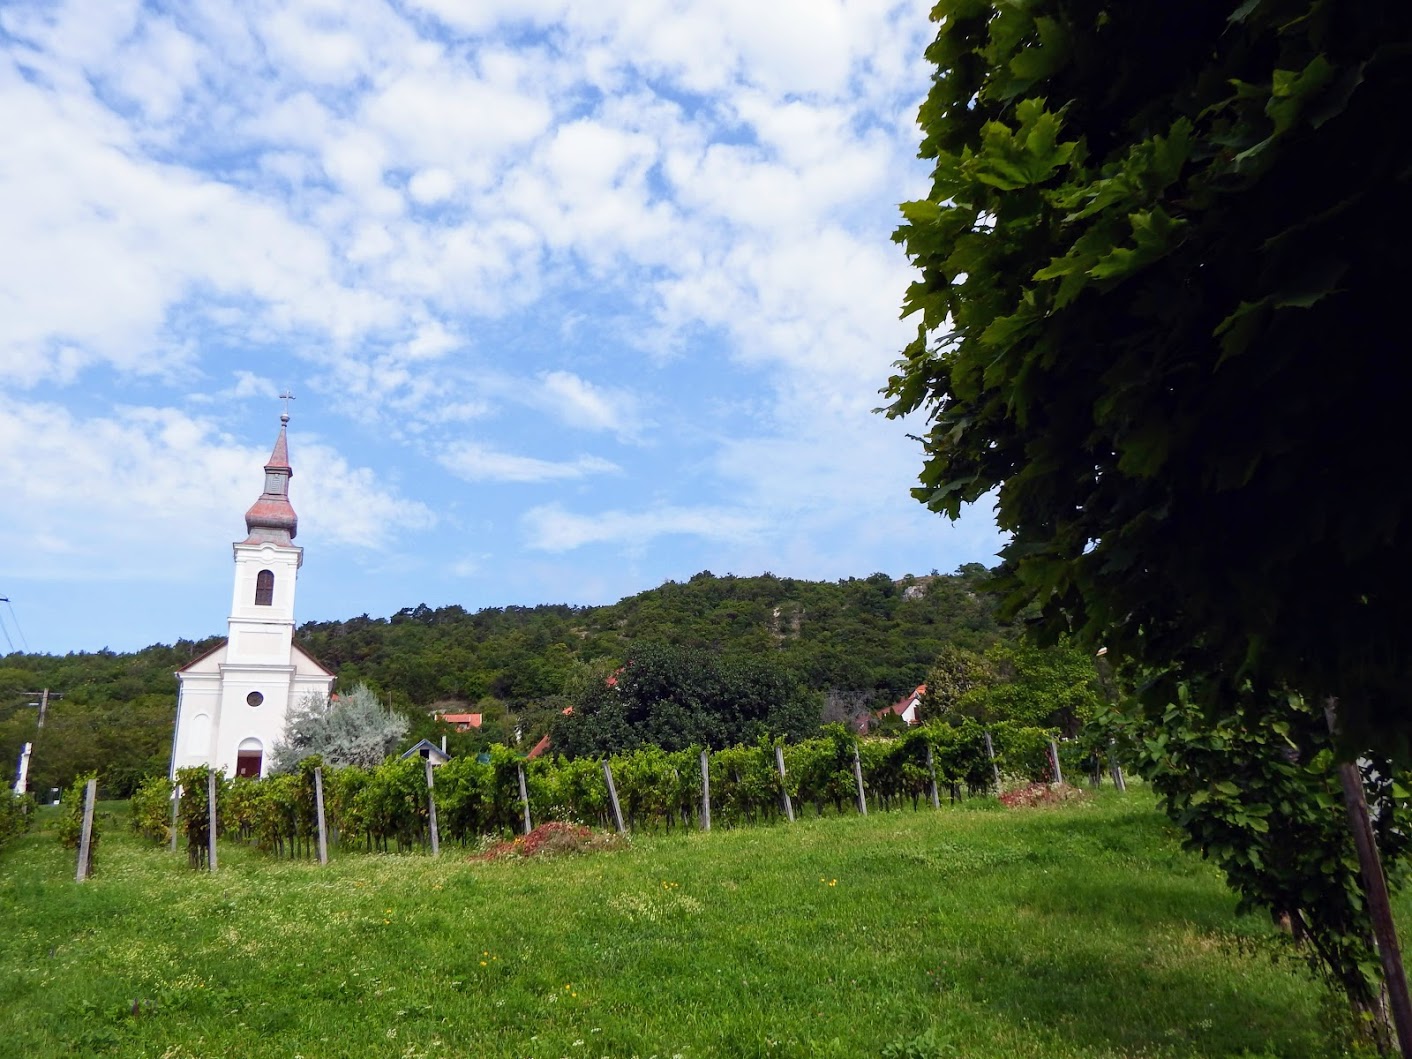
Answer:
[
  {"left": 876, "top": 683, "right": 926, "bottom": 721},
  {"left": 244, "top": 496, "right": 297, "bottom": 530},
  {"left": 440, "top": 713, "right": 483, "bottom": 730},
  {"left": 526, "top": 708, "right": 573, "bottom": 758},
  {"left": 244, "top": 420, "right": 298, "bottom": 543}
]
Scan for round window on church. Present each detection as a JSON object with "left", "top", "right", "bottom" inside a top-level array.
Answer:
[{"left": 247, "top": 691, "right": 264, "bottom": 707}]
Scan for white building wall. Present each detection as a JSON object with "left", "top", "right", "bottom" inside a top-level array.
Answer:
[
  {"left": 210, "top": 664, "right": 297, "bottom": 775},
  {"left": 172, "top": 537, "right": 333, "bottom": 779}
]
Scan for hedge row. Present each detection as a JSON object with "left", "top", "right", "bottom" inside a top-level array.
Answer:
[{"left": 130, "top": 721, "right": 1072, "bottom": 860}]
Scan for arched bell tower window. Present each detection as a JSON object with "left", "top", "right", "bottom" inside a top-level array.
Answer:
[{"left": 254, "top": 569, "right": 274, "bottom": 606}]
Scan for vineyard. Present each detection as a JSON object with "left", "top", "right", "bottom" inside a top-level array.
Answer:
[{"left": 127, "top": 722, "right": 1080, "bottom": 861}]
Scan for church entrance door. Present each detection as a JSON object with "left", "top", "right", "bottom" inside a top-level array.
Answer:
[{"left": 235, "top": 737, "right": 263, "bottom": 778}]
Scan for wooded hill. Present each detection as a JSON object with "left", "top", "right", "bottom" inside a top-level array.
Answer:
[{"left": 1, "top": 565, "right": 1010, "bottom": 796}]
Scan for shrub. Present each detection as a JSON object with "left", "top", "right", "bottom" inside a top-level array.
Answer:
[
  {"left": 0, "top": 792, "right": 34, "bottom": 849},
  {"left": 129, "top": 776, "right": 175, "bottom": 844}
]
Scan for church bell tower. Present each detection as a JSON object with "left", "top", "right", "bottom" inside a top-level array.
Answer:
[{"left": 170, "top": 408, "right": 334, "bottom": 779}]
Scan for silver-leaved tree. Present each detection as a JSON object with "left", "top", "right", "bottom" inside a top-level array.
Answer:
[{"left": 269, "top": 683, "right": 408, "bottom": 773}]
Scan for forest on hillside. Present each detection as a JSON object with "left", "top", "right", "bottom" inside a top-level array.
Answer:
[{"left": 1, "top": 565, "right": 1095, "bottom": 796}]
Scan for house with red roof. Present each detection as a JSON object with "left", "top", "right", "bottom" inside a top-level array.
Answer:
[
  {"left": 438, "top": 713, "right": 483, "bottom": 732},
  {"left": 875, "top": 683, "right": 925, "bottom": 729}
]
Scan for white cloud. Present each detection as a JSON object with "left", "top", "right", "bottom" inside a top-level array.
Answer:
[
  {"left": 438, "top": 443, "right": 619, "bottom": 483},
  {"left": 523, "top": 502, "right": 766, "bottom": 552},
  {"left": 0, "top": 399, "right": 433, "bottom": 579},
  {"left": 230, "top": 370, "right": 279, "bottom": 398},
  {"left": 0, "top": 0, "right": 1001, "bottom": 654},
  {"left": 408, "top": 167, "right": 456, "bottom": 205},
  {"left": 297, "top": 441, "right": 437, "bottom": 548},
  {"left": 534, "top": 370, "right": 637, "bottom": 437}
]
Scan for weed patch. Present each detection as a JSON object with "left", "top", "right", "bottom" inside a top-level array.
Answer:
[{"left": 473, "top": 821, "right": 627, "bottom": 861}]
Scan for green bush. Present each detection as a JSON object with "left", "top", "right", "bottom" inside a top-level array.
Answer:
[
  {"left": 0, "top": 791, "right": 34, "bottom": 848},
  {"left": 129, "top": 776, "right": 174, "bottom": 844}
]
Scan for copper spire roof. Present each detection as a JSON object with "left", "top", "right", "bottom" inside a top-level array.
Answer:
[{"left": 243, "top": 413, "right": 298, "bottom": 545}]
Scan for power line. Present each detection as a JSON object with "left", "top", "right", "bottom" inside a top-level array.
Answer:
[
  {"left": 0, "top": 598, "right": 13, "bottom": 653},
  {"left": 2, "top": 596, "right": 28, "bottom": 652}
]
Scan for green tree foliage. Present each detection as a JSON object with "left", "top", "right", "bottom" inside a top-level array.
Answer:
[
  {"left": 886, "top": 0, "right": 1412, "bottom": 755},
  {"left": 923, "top": 640, "right": 1100, "bottom": 735},
  {"left": 550, "top": 642, "right": 820, "bottom": 757},
  {"left": 2, "top": 567, "right": 1013, "bottom": 789},
  {"left": 919, "top": 644, "right": 993, "bottom": 723},
  {"left": 1104, "top": 688, "right": 1412, "bottom": 1046},
  {"left": 0, "top": 639, "right": 215, "bottom": 798},
  {"left": 270, "top": 685, "right": 409, "bottom": 772}
]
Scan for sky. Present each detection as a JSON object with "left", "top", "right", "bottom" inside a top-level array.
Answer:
[{"left": 0, "top": 0, "right": 1003, "bottom": 657}]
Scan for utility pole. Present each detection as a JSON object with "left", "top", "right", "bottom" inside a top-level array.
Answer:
[
  {"left": 13, "top": 743, "right": 32, "bottom": 795},
  {"left": 13, "top": 688, "right": 59, "bottom": 795},
  {"left": 19, "top": 688, "right": 53, "bottom": 731}
]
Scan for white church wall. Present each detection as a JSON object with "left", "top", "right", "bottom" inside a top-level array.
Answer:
[
  {"left": 170, "top": 671, "right": 222, "bottom": 773},
  {"left": 211, "top": 665, "right": 297, "bottom": 776}
]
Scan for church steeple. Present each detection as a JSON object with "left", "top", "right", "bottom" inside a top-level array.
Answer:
[{"left": 242, "top": 411, "right": 298, "bottom": 545}]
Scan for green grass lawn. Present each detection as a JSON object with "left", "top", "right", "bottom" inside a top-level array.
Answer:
[{"left": 0, "top": 793, "right": 1352, "bottom": 1058}]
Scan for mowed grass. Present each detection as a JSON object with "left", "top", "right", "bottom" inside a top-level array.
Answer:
[{"left": 0, "top": 793, "right": 1346, "bottom": 1058}]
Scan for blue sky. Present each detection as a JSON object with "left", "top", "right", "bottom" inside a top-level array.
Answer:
[{"left": 0, "top": 0, "right": 1002, "bottom": 656}]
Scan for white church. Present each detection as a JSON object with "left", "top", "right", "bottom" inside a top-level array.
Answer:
[{"left": 168, "top": 412, "right": 335, "bottom": 779}]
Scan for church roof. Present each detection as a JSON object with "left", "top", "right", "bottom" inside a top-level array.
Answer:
[
  {"left": 243, "top": 415, "right": 299, "bottom": 545},
  {"left": 175, "top": 638, "right": 228, "bottom": 673},
  {"left": 292, "top": 642, "right": 335, "bottom": 677},
  {"left": 266, "top": 423, "right": 291, "bottom": 471},
  {"left": 175, "top": 638, "right": 336, "bottom": 677}
]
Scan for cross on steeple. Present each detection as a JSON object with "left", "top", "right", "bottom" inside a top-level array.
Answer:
[{"left": 278, "top": 390, "right": 296, "bottom": 424}]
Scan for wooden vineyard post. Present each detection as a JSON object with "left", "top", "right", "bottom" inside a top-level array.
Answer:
[
  {"left": 1094, "top": 650, "right": 1127, "bottom": 791},
  {"left": 75, "top": 777, "right": 97, "bottom": 882},
  {"left": 424, "top": 758, "right": 440, "bottom": 857},
  {"left": 1338, "top": 758, "right": 1412, "bottom": 1056},
  {"left": 1048, "top": 740, "right": 1064, "bottom": 786},
  {"left": 314, "top": 766, "right": 328, "bottom": 866},
  {"left": 517, "top": 763, "right": 532, "bottom": 835},
  {"left": 602, "top": 761, "right": 625, "bottom": 834},
  {"left": 983, "top": 731, "right": 1001, "bottom": 791},
  {"left": 1109, "top": 740, "right": 1127, "bottom": 792},
  {"left": 1325, "top": 699, "right": 1412, "bottom": 1055},
  {"left": 775, "top": 746, "right": 794, "bottom": 823},
  {"left": 207, "top": 770, "right": 218, "bottom": 872},
  {"left": 852, "top": 744, "right": 867, "bottom": 816},
  {"left": 169, "top": 784, "right": 180, "bottom": 854},
  {"left": 699, "top": 749, "right": 711, "bottom": 832},
  {"left": 924, "top": 744, "right": 940, "bottom": 810}
]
